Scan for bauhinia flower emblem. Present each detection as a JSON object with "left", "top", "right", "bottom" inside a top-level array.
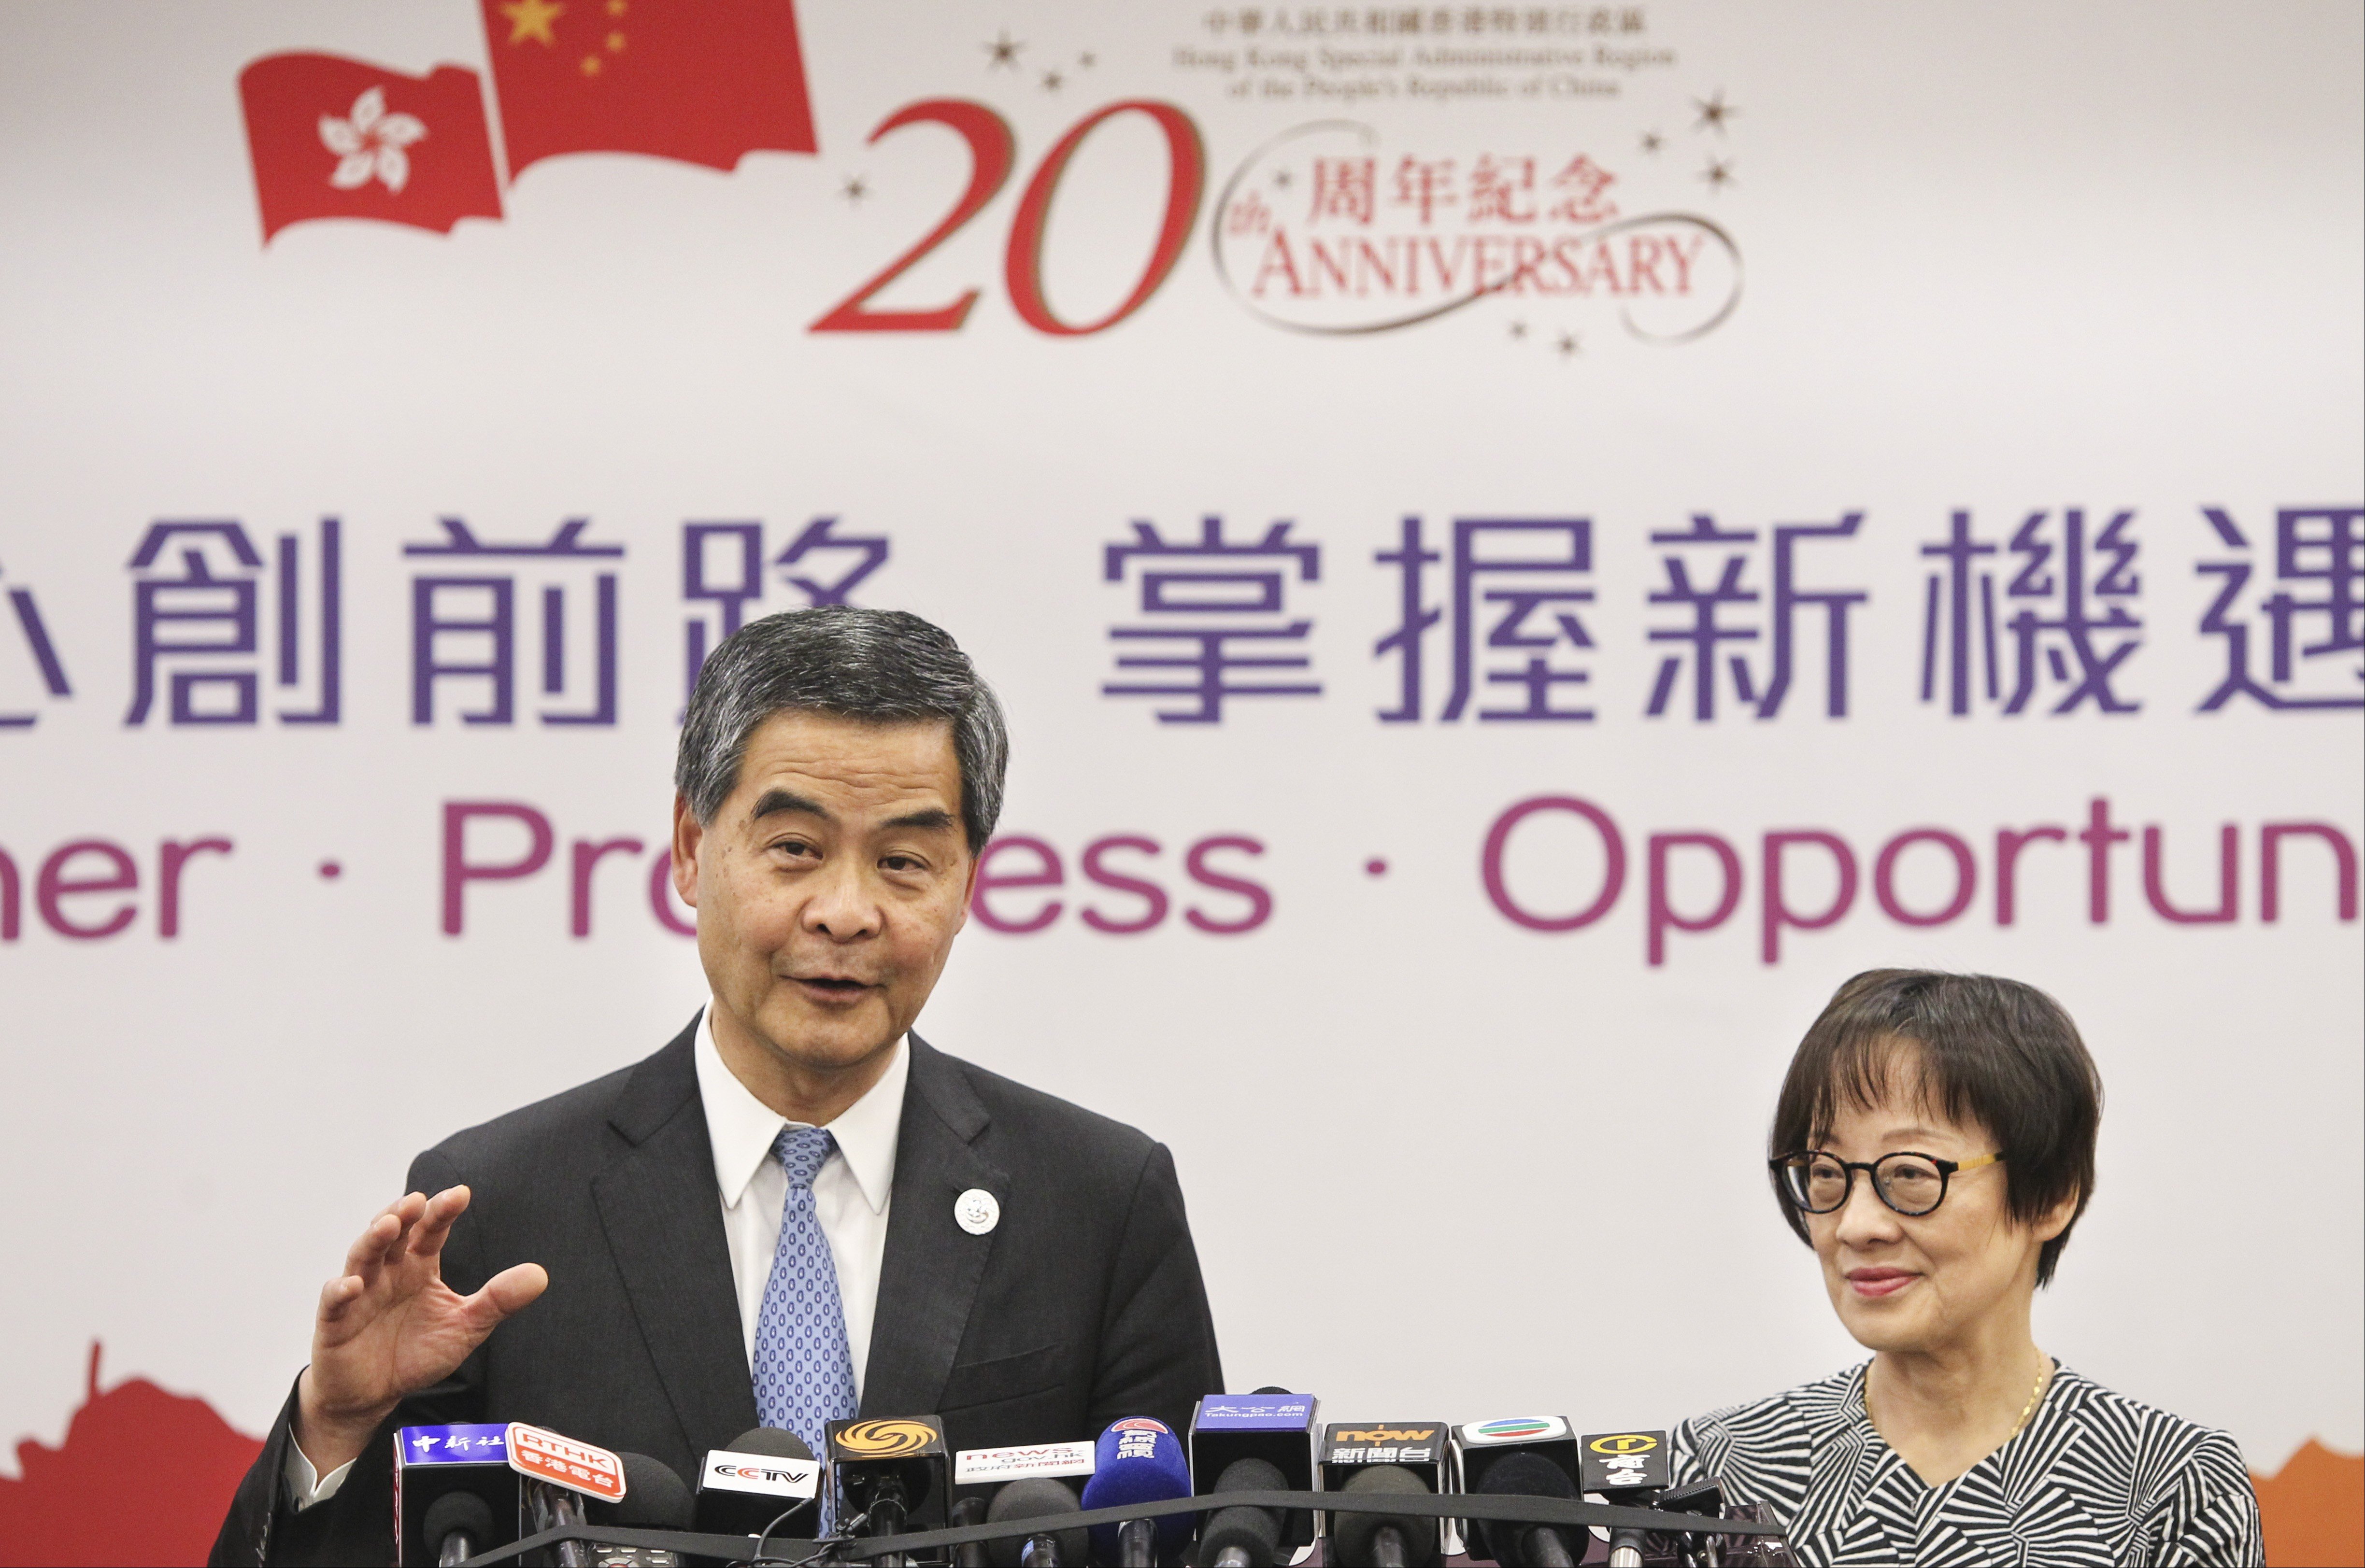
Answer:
[{"left": 319, "top": 87, "right": 427, "bottom": 193}]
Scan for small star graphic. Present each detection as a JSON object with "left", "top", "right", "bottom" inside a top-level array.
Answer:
[
  {"left": 579, "top": 53, "right": 601, "bottom": 74},
  {"left": 1694, "top": 89, "right": 1737, "bottom": 134},
  {"left": 1639, "top": 129, "right": 1664, "bottom": 155},
  {"left": 1078, "top": 51, "right": 1097, "bottom": 68},
  {"left": 603, "top": 0, "right": 624, "bottom": 13},
  {"left": 1556, "top": 331, "right": 1581, "bottom": 357},
  {"left": 606, "top": 29, "right": 625, "bottom": 51},
  {"left": 1509, "top": 320, "right": 1528, "bottom": 340},
  {"left": 501, "top": 0, "right": 565, "bottom": 46},
  {"left": 984, "top": 30, "right": 1023, "bottom": 68},
  {"left": 1700, "top": 157, "right": 1736, "bottom": 192},
  {"left": 841, "top": 175, "right": 869, "bottom": 204},
  {"left": 1040, "top": 68, "right": 1064, "bottom": 91}
]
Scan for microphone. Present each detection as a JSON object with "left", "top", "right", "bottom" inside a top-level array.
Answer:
[
  {"left": 395, "top": 1424, "right": 518, "bottom": 1568},
  {"left": 585, "top": 1454, "right": 695, "bottom": 1567},
  {"left": 1475, "top": 1452, "right": 1580, "bottom": 1568},
  {"left": 986, "top": 1477, "right": 1088, "bottom": 1568},
  {"left": 951, "top": 1495, "right": 991, "bottom": 1568},
  {"left": 1079, "top": 1417, "right": 1192, "bottom": 1568},
  {"left": 1189, "top": 1391, "right": 1318, "bottom": 1558},
  {"left": 828, "top": 1416, "right": 951, "bottom": 1565},
  {"left": 1319, "top": 1421, "right": 1447, "bottom": 1565},
  {"left": 420, "top": 1492, "right": 494, "bottom": 1568},
  {"left": 694, "top": 1426, "right": 823, "bottom": 1541},
  {"left": 1193, "top": 1457, "right": 1286, "bottom": 1568},
  {"left": 1330, "top": 1466, "right": 1440, "bottom": 1568},
  {"left": 505, "top": 1421, "right": 629, "bottom": 1568},
  {"left": 1578, "top": 1431, "right": 1673, "bottom": 1568},
  {"left": 1453, "top": 1417, "right": 1578, "bottom": 1564}
]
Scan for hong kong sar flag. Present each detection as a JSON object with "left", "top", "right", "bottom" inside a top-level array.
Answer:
[
  {"left": 239, "top": 55, "right": 504, "bottom": 241},
  {"left": 479, "top": 0, "right": 818, "bottom": 177}
]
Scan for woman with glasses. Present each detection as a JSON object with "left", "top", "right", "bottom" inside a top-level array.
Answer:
[{"left": 1673, "top": 970, "right": 2262, "bottom": 1566}]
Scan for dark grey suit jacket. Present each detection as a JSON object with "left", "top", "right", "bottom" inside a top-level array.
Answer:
[{"left": 210, "top": 1021, "right": 1223, "bottom": 1566}]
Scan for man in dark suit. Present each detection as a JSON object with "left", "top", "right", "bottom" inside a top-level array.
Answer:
[{"left": 212, "top": 607, "right": 1224, "bottom": 1566}]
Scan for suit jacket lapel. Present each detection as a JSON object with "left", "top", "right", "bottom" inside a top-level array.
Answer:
[
  {"left": 591, "top": 1020, "right": 759, "bottom": 1455},
  {"left": 862, "top": 1033, "right": 1007, "bottom": 1418}
]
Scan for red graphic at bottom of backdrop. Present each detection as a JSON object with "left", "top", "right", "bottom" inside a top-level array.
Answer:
[{"left": 239, "top": 54, "right": 503, "bottom": 242}]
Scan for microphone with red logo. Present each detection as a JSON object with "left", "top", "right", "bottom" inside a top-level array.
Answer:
[
  {"left": 693, "top": 1427, "right": 823, "bottom": 1541},
  {"left": 1079, "top": 1417, "right": 1194, "bottom": 1567}
]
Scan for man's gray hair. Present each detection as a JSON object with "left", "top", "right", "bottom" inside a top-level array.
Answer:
[{"left": 674, "top": 606, "right": 1009, "bottom": 852}]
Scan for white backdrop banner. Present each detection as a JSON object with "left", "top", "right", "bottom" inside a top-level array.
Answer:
[{"left": 0, "top": 1, "right": 2359, "bottom": 1560}]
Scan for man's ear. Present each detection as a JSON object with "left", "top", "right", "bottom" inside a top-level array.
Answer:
[{"left": 670, "top": 792, "right": 703, "bottom": 909}]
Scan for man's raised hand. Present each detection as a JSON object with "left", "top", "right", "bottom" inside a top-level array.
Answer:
[{"left": 293, "top": 1186, "right": 547, "bottom": 1477}]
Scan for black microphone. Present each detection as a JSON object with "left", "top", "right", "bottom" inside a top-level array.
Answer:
[
  {"left": 1479, "top": 1452, "right": 1580, "bottom": 1568},
  {"left": 584, "top": 1454, "right": 695, "bottom": 1567},
  {"left": 394, "top": 1423, "right": 520, "bottom": 1568},
  {"left": 1330, "top": 1465, "right": 1440, "bottom": 1568},
  {"left": 829, "top": 1416, "right": 952, "bottom": 1567},
  {"left": 950, "top": 1494, "right": 992, "bottom": 1568},
  {"left": 1578, "top": 1430, "right": 1673, "bottom": 1568},
  {"left": 985, "top": 1477, "right": 1088, "bottom": 1568},
  {"left": 421, "top": 1491, "right": 494, "bottom": 1568},
  {"left": 694, "top": 1426, "right": 822, "bottom": 1540},
  {"left": 1189, "top": 1392, "right": 1318, "bottom": 1557},
  {"left": 1193, "top": 1457, "right": 1287, "bottom": 1568}
]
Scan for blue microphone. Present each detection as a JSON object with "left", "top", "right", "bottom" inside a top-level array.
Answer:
[{"left": 1080, "top": 1418, "right": 1193, "bottom": 1567}]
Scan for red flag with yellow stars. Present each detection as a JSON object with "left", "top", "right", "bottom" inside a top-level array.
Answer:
[
  {"left": 239, "top": 55, "right": 504, "bottom": 242},
  {"left": 479, "top": 0, "right": 818, "bottom": 178}
]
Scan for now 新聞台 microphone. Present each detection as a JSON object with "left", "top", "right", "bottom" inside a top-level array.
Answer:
[
  {"left": 1193, "top": 1457, "right": 1287, "bottom": 1568},
  {"left": 1320, "top": 1420, "right": 1448, "bottom": 1566},
  {"left": 1475, "top": 1452, "right": 1580, "bottom": 1568},
  {"left": 1079, "top": 1417, "right": 1192, "bottom": 1568},
  {"left": 1330, "top": 1465, "right": 1441, "bottom": 1568},
  {"left": 985, "top": 1476, "right": 1088, "bottom": 1568},
  {"left": 695, "top": 1426, "right": 823, "bottom": 1540}
]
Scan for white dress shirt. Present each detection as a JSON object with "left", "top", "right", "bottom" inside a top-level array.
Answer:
[{"left": 287, "top": 1005, "right": 908, "bottom": 1508}]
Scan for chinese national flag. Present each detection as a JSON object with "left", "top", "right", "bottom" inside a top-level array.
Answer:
[
  {"left": 478, "top": 0, "right": 818, "bottom": 178},
  {"left": 239, "top": 55, "right": 504, "bottom": 242}
]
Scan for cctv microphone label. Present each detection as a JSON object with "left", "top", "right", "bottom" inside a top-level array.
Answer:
[
  {"left": 954, "top": 1440, "right": 1097, "bottom": 1484},
  {"left": 1580, "top": 1430, "right": 1671, "bottom": 1493},
  {"left": 704, "top": 1449, "right": 822, "bottom": 1499},
  {"left": 505, "top": 1421, "right": 627, "bottom": 1502}
]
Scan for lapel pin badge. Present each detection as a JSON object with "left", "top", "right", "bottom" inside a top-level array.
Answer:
[{"left": 954, "top": 1188, "right": 999, "bottom": 1236}]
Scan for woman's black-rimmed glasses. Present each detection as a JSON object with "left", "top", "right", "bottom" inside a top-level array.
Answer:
[{"left": 1770, "top": 1149, "right": 2004, "bottom": 1217}]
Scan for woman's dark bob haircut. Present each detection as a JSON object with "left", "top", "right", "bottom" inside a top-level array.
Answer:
[{"left": 1769, "top": 969, "right": 2103, "bottom": 1287}]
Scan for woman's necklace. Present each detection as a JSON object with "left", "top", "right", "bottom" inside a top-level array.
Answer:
[
  {"left": 1866, "top": 1350, "right": 2052, "bottom": 1447},
  {"left": 2009, "top": 1352, "right": 2052, "bottom": 1441}
]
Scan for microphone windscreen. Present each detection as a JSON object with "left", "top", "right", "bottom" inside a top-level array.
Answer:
[
  {"left": 985, "top": 1477, "right": 1086, "bottom": 1568},
  {"left": 422, "top": 1490, "right": 495, "bottom": 1552},
  {"left": 1472, "top": 1453, "right": 1575, "bottom": 1568},
  {"left": 1330, "top": 1464, "right": 1439, "bottom": 1568},
  {"left": 607, "top": 1453, "right": 697, "bottom": 1529},
  {"left": 1482, "top": 1452, "right": 1575, "bottom": 1499},
  {"left": 1210, "top": 1456, "right": 1287, "bottom": 1497},
  {"left": 1082, "top": 1417, "right": 1194, "bottom": 1563},
  {"left": 726, "top": 1427, "right": 818, "bottom": 1460}
]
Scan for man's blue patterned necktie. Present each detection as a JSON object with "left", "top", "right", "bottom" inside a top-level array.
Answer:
[{"left": 752, "top": 1126, "right": 859, "bottom": 1471}]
